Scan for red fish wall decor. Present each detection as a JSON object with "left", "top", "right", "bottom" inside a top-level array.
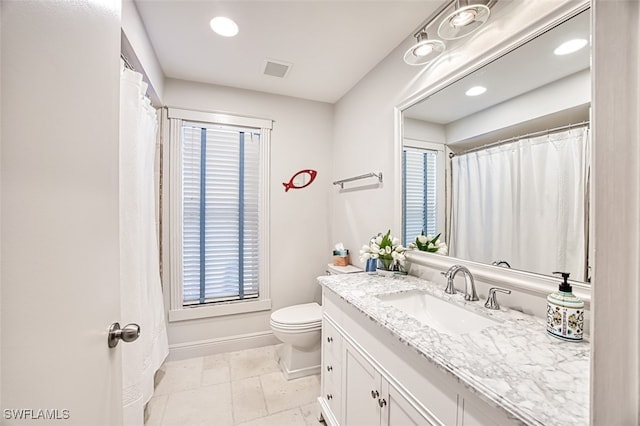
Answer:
[{"left": 283, "top": 169, "right": 317, "bottom": 192}]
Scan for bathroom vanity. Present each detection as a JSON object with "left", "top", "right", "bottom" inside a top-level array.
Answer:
[{"left": 317, "top": 273, "right": 589, "bottom": 426}]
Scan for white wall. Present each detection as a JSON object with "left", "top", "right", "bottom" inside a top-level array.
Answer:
[
  {"left": 403, "top": 118, "right": 445, "bottom": 143},
  {"left": 121, "top": 0, "right": 164, "bottom": 104},
  {"left": 446, "top": 68, "right": 591, "bottom": 145},
  {"left": 162, "top": 79, "right": 333, "bottom": 356},
  {"left": 591, "top": 1, "right": 640, "bottom": 423}
]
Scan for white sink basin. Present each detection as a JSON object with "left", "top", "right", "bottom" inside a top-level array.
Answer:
[{"left": 376, "top": 290, "right": 499, "bottom": 336}]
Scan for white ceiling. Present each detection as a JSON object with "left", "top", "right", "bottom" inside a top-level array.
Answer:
[
  {"left": 404, "top": 8, "right": 590, "bottom": 124},
  {"left": 134, "top": 0, "right": 443, "bottom": 104}
]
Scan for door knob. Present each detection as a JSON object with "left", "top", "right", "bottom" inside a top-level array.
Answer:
[{"left": 108, "top": 322, "right": 140, "bottom": 348}]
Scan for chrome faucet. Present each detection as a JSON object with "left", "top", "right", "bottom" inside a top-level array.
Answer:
[
  {"left": 441, "top": 265, "right": 479, "bottom": 301},
  {"left": 484, "top": 287, "right": 511, "bottom": 310}
]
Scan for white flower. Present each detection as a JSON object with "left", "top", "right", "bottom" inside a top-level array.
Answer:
[
  {"left": 359, "top": 252, "right": 371, "bottom": 262},
  {"left": 361, "top": 230, "right": 405, "bottom": 270},
  {"left": 408, "top": 243, "right": 416, "bottom": 249},
  {"left": 417, "top": 234, "right": 428, "bottom": 244}
]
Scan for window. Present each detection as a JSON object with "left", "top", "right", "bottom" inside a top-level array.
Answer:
[
  {"left": 182, "top": 123, "right": 260, "bottom": 305},
  {"left": 402, "top": 140, "right": 445, "bottom": 246},
  {"left": 168, "top": 108, "right": 272, "bottom": 321}
]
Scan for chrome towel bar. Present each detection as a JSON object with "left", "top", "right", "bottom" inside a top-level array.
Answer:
[{"left": 332, "top": 172, "right": 383, "bottom": 189}]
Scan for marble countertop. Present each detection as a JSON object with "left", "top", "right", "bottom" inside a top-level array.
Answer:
[{"left": 318, "top": 272, "right": 589, "bottom": 426}]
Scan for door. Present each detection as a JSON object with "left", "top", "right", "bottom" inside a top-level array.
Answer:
[
  {"left": 344, "top": 344, "right": 381, "bottom": 426},
  {"left": 2, "top": 1, "right": 124, "bottom": 424},
  {"left": 382, "top": 381, "right": 437, "bottom": 426}
]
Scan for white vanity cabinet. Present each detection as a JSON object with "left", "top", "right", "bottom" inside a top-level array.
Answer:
[{"left": 319, "top": 289, "right": 520, "bottom": 426}]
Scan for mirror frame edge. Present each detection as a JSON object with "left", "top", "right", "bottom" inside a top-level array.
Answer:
[{"left": 393, "top": 0, "right": 592, "bottom": 302}]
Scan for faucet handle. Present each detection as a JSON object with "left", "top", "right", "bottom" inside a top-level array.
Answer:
[
  {"left": 441, "top": 271, "right": 456, "bottom": 294},
  {"left": 484, "top": 287, "right": 511, "bottom": 310}
]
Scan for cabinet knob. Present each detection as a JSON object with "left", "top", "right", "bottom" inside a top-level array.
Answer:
[
  {"left": 371, "top": 390, "right": 379, "bottom": 399},
  {"left": 327, "top": 336, "right": 333, "bottom": 343},
  {"left": 378, "top": 398, "right": 387, "bottom": 407},
  {"left": 327, "top": 365, "right": 333, "bottom": 372},
  {"left": 326, "top": 394, "right": 333, "bottom": 400}
]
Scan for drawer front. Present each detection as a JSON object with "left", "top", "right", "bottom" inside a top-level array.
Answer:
[
  {"left": 322, "top": 317, "right": 343, "bottom": 423},
  {"left": 323, "top": 290, "right": 343, "bottom": 324},
  {"left": 323, "top": 316, "right": 342, "bottom": 363}
]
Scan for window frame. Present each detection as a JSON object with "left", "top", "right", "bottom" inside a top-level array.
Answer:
[
  {"left": 167, "top": 108, "right": 272, "bottom": 322},
  {"left": 402, "top": 138, "right": 446, "bottom": 246}
]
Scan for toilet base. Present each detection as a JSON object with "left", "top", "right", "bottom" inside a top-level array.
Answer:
[{"left": 275, "top": 343, "right": 321, "bottom": 380}]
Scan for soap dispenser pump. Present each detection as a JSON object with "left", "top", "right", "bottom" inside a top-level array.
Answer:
[{"left": 546, "top": 272, "right": 584, "bottom": 341}]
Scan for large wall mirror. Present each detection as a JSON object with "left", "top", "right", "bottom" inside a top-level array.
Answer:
[{"left": 402, "top": 7, "right": 591, "bottom": 283}]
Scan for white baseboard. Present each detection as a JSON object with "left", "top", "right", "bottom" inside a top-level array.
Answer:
[{"left": 167, "top": 330, "right": 280, "bottom": 361}]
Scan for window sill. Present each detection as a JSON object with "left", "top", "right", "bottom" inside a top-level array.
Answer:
[{"left": 168, "top": 298, "right": 272, "bottom": 322}]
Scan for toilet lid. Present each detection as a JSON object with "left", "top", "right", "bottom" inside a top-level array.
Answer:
[{"left": 271, "top": 302, "right": 321, "bottom": 326}]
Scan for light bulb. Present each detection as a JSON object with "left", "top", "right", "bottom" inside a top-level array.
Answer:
[
  {"left": 554, "top": 39, "right": 588, "bottom": 55},
  {"left": 414, "top": 44, "right": 434, "bottom": 57},
  {"left": 210, "top": 17, "right": 239, "bottom": 37},
  {"left": 450, "top": 9, "right": 477, "bottom": 27},
  {"left": 465, "top": 86, "right": 487, "bottom": 96}
]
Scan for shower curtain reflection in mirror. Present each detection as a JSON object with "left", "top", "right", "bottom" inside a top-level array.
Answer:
[{"left": 450, "top": 126, "right": 590, "bottom": 281}]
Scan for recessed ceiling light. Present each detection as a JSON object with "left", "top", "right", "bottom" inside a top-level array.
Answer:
[
  {"left": 554, "top": 38, "right": 588, "bottom": 55},
  {"left": 210, "top": 17, "right": 238, "bottom": 37},
  {"left": 465, "top": 86, "right": 487, "bottom": 96}
]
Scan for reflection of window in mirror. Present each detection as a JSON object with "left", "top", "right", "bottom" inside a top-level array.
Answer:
[{"left": 402, "top": 139, "right": 445, "bottom": 246}]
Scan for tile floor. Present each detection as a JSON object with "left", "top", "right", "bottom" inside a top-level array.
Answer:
[{"left": 144, "top": 345, "right": 323, "bottom": 426}]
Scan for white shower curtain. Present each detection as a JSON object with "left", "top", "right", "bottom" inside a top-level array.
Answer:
[
  {"left": 450, "top": 126, "right": 589, "bottom": 280},
  {"left": 120, "top": 63, "right": 169, "bottom": 425}
]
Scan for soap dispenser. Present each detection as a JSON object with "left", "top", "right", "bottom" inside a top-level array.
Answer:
[{"left": 546, "top": 272, "right": 584, "bottom": 341}]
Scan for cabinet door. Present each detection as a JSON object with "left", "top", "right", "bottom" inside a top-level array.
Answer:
[
  {"left": 344, "top": 344, "right": 381, "bottom": 426},
  {"left": 459, "top": 396, "right": 518, "bottom": 426},
  {"left": 382, "top": 380, "right": 441, "bottom": 426},
  {"left": 322, "top": 317, "right": 343, "bottom": 424}
]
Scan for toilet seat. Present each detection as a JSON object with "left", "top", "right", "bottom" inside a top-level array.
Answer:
[{"left": 270, "top": 302, "right": 321, "bottom": 329}]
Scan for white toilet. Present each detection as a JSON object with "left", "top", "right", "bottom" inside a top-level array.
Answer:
[{"left": 270, "top": 302, "right": 322, "bottom": 380}]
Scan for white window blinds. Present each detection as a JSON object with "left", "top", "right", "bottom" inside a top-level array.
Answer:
[
  {"left": 403, "top": 147, "right": 438, "bottom": 245},
  {"left": 182, "top": 122, "right": 260, "bottom": 305}
]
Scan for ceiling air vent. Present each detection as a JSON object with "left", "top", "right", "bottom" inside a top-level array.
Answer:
[{"left": 263, "top": 59, "right": 292, "bottom": 78}]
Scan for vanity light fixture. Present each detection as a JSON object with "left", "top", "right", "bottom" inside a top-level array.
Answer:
[
  {"left": 554, "top": 38, "right": 588, "bottom": 55},
  {"left": 210, "top": 16, "right": 239, "bottom": 37},
  {"left": 403, "top": 31, "right": 446, "bottom": 66},
  {"left": 465, "top": 86, "right": 487, "bottom": 96},
  {"left": 437, "top": 0, "right": 491, "bottom": 40}
]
